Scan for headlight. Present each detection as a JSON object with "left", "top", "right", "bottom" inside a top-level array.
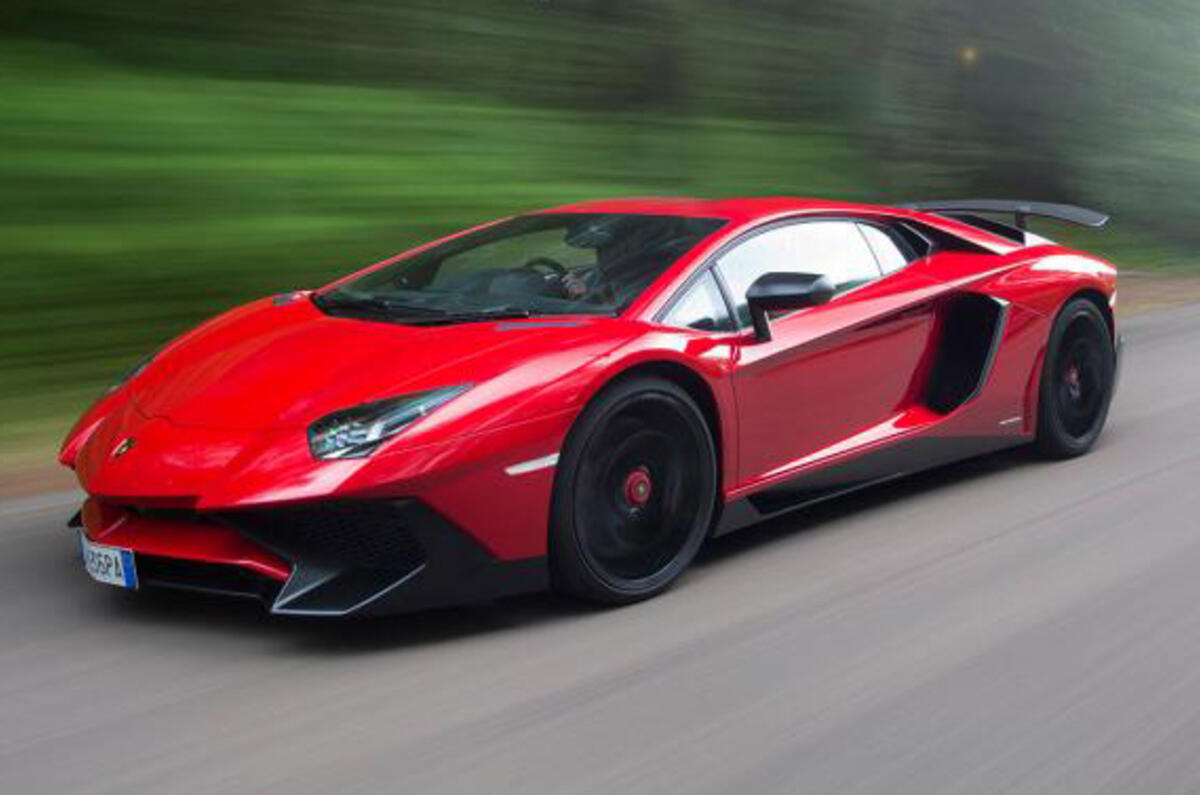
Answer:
[{"left": 308, "top": 384, "right": 472, "bottom": 460}]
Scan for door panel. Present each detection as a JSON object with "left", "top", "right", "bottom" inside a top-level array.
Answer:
[
  {"left": 713, "top": 217, "right": 955, "bottom": 492},
  {"left": 732, "top": 275, "right": 939, "bottom": 485}
]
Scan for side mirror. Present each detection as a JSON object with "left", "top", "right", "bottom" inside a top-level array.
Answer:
[{"left": 745, "top": 272, "right": 835, "bottom": 341}]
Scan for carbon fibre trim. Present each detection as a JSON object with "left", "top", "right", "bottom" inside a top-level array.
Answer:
[
  {"left": 715, "top": 435, "right": 1024, "bottom": 536},
  {"left": 137, "top": 555, "right": 282, "bottom": 603},
  {"left": 220, "top": 500, "right": 547, "bottom": 616},
  {"left": 903, "top": 200, "right": 1109, "bottom": 229}
]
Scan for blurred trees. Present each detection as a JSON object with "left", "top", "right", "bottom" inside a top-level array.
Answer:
[
  {"left": 862, "top": 0, "right": 1196, "bottom": 237},
  {"left": 9, "top": 0, "right": 1200, "bottom": 241}
]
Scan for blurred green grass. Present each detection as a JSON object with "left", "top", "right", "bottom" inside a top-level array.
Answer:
[
  {"left": 0, "top": 42, "right": 873, "bottom": 457},
  {"left": 1, "top": 35, "right": 1193, "bottom": 468}
]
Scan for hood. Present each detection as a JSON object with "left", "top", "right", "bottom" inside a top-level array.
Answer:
[{"left": 129, "top": 296, "right": 627, "bottom": 431}]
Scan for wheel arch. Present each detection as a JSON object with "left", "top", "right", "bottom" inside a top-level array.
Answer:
[
  {"left": 1032, "top": 287, "right": 1117, "bottom": 458},
  {"left": 1023, "top": 286, "right": 1116, "bottom": 430},
  {"left": 600, "top": 360, "right": 724, "bottom": 475},
  {"left": 1069, "top": 288, "right": 1116, "bottom": 342},
  {"left": 548, "top": 357, "right": 726, "bottom": 602}
]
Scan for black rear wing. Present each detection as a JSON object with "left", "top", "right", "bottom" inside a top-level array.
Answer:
[{"left": 901, "top": 199, "right": 1109, "bottom": 245}]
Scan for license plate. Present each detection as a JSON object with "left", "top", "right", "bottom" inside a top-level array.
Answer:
[{"left": 79, "top": 534, "right": 138, "bottom": 589}]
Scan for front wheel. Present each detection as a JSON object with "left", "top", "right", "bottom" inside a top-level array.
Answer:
[
  {"left": 550, "top": 377, "right": 718, "bottom": 604},
  {"left": 1035, "top": 297, "right": 1116, "bottom": 458}
]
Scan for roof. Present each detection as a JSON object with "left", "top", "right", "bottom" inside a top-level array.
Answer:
[
  {"left": 536, "top": 196, "right": 886, "bottom": 223},
  {"left": 536, "top": 196, "right": 1023, "bottom": 254}
]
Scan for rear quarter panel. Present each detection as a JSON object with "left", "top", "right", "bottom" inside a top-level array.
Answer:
[{"left": 920, "top": 246, "right": 1117, "bottom": 437}]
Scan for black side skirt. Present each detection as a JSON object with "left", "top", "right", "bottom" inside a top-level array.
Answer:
[{"left": 714, "top": 434, "right": 1024, "bottom": 537}]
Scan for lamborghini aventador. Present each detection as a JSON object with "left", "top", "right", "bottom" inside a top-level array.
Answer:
[{"left": 60, "top": 197, "right": 1120, "bottom": 615}]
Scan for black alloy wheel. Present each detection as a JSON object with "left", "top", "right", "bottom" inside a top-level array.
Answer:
[
  {"left": 550, "top": 377, "right": 717, "bottom": 604},
  {"left": 1035, "top": 297, "right": 1116, "bottom": 458}
]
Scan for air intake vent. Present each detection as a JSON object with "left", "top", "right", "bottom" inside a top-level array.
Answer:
[
  {"left": 224, "top": 501, "right": 426, "bottom": 570},
  {"left": 137, "top": 555, "right": 282, "bottom": 603},
  {"left": 925, "top": 294, "right": 1008, "bottom": 414}
]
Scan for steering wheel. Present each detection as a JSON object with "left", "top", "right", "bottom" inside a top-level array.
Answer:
[{"left": 521, "top": 257, "right": 568, "bottom": 277}]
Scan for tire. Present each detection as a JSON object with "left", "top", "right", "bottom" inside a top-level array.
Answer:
[
  {"left": 550, "top": 376, "right": 718, "bottom": 605},
  {"left": 1035, "top": 297, "right": 1116, "bottom": 459}
]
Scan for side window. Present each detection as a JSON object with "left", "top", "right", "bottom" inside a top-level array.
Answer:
[
  {"left": 858, "top": 223, "right": 913, "bottom": 274},
  {"left": 713, "top": 225, "right": 800, "bottom": 327},
  {"left": 716, "top": 220, "right": 882, "bottom": 326},
  {"left": 662, "top": 271, "right": 735, "bottom": 331},
  {"left": 789, "top": 222, "right": 882, "bottom": 291}
]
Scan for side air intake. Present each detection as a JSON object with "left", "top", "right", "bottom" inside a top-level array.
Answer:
[{"left": 925, "top": 294, "right": 1008, "bottom": 414}]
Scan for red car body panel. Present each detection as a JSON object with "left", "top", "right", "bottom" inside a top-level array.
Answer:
[
  {"left": 60, "top": 197, "right": 1117, "bottom": 614},
  {"left": 80, "top": 497, "right": 291, "bottom": 582}
]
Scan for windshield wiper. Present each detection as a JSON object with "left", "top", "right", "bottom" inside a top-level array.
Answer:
[
  {"left": 403, "top": 308, "right": 535, "bottom": 325},
  {"left": 313, "top": 293, "right": 446, "bottom": 317},
  {"left": 315, "top": 294, "right": 540, "bottom": 324}
]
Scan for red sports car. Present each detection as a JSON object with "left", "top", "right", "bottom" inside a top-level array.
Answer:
[{"left": 61, "top": 197, "right": 1120, "bottom": 616}]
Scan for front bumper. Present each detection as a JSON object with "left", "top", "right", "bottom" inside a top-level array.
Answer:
[{"left": 77, "top": 498, "right": 547, "bottom": 616}]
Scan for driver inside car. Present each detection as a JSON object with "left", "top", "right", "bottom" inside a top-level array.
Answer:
[{"left": 556, "top": 216, "right": 703, "bottom": 306}]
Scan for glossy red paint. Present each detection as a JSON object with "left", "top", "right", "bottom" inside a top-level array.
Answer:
[
  {"left": 60, "top": 197, "right": 1117, "bottom": 612},
  {"left": 80, "top": 497, "right": 291, "bottom": 581}
]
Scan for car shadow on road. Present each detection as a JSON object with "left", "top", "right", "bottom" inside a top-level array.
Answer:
[
  {"left": 74, "top": 444, "right": 1054, "bottom": 655},
  {"left": 96, "top": 577, "right": 590, "bottom": 654},
  {"left": 696, "top": 444, "right": 1046, "bottom": 565}
]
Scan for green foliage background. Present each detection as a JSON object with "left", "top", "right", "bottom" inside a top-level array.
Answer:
[{"left": 1, "top": 1, "right": 1196, "bottom": 455}]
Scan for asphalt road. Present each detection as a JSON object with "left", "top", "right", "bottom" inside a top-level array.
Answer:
[{"left": 4, "top": 303, "right": 1200, "bottom": 795}]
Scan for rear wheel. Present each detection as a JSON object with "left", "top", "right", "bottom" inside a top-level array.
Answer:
[
  {"left": 550, "top": 377, "right": 717, "bottom": 604},
  {"left": 1035, "top": 297, "right": 1115, "bottom": 458}
]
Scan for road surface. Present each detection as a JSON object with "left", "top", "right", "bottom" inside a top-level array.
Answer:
[{"left": 3, "top": 303, "right": 1200, "bottom": 795}]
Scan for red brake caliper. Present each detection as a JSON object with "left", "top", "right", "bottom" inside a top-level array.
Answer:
[
  {"left": 623, "top": 466, "right": 653, "bottom": 508},
  {"left": 1065, "top": 363, "right": 1082, "bottom": 398}
]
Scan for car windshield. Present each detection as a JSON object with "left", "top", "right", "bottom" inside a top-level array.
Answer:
[{"left": 315, "top": 213, "right": 726, "bottom": 322}]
